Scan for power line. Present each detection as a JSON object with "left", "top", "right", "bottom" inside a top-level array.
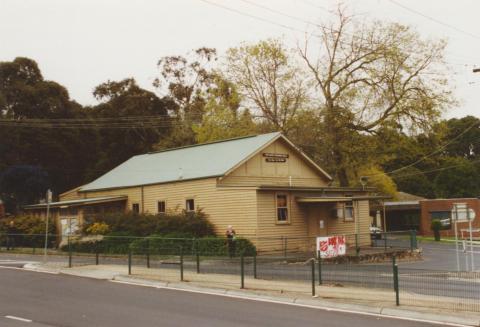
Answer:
[
  {"left": 198, "top": 0, "right": 315, "bottom": 36},
  {"left": 392, "top": 157, "right": 480, "bottom": 181},
  {"left": 299, "top": 0, "right": 331, "bottom": 13},
  {"left": 388, "top": 0, "right": 480, "bottom": 40},
  {"left": 199, "top": 0, "right": 478, "bottom": 71},
  {"left": 0, "top": 115, "right": 204, "bottom": 129},
  {"left": 236, "top": 0, "right": 321, "bottom": 27},
  {"left": 371, "top": 120, "right": 480, "bottom": 178}
]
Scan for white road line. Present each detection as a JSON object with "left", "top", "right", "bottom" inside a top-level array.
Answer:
[
  {"left": 5, "top": 315, "right": 32, "bottom": 322},
  {"left": 109, "top": 280, "right": 471, "bottom": 327},
  {"left": 0, "top": 265, "right": 59, "bottom": 275}
]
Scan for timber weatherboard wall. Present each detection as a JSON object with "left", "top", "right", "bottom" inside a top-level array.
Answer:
[{"left": 60, "top": 178, "right": 259, "bottom": 237}]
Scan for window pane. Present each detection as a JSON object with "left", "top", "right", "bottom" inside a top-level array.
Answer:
[
  {"left": 277, "top": 208, "right": 288, "bottom": 221},
  {"left": 158, "top": 201, "right": 166, "bottom": 213},
  {"left": 344, "top": 201, "right": 354, "bottom": 220},
  {"left": 345, "top": 207, "right": 353, "bottom": 219},
  {"left": 277, "top": 195, "right": 287, "bottom": 208},
  {"left": 186, "top": 199, "right": 194, "bottom": 211},
  {"left": 132, "top": 203, "right": 139, "bottom": 213}
]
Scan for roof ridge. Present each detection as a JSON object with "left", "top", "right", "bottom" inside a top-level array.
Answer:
[{"left": 147, "top": 132, "right": 280, "bottom": 155}]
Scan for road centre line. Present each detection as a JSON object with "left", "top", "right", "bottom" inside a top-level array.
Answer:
[
  {"left": 109, "top": 279, "right": 472, "bottom": 327},
  {"left": 5, "top": 315, "right": 32, "bottom": 322}
]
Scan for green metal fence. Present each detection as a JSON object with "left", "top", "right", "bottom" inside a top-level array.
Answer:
[{"left": 3, "top": 232, "right": 479, "bottom": 313}]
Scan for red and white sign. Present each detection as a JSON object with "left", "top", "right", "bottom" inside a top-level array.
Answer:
[{"left": 316, "top": 235, "right": 346, "bottom": 259}]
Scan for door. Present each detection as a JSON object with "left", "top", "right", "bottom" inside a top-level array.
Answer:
[{"left": 307, "top": 206, "right": 328, "bottom": 237}]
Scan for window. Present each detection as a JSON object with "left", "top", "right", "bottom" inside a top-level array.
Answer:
[
  {"left": 132, "top": 203, "right": 140, "bottom": 214},
  {"left": 335, "top": 202, "right": 355, "bottom": 221},
  {"left": 344, "top": 201, "right": 354, "bottom": 221},
  {"left": 430, "top": 211, "right": 451, "bottom": 229},
  {"left": 157, "top": 201, "right": 166, "bottom": 214},
  {"left": 276, "top": 194, "right": 288, "bottom": 222},
  {"left": 186, "top": 199, "right": 195, "bottom": 212}
]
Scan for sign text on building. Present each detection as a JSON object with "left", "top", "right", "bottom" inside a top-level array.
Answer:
[{"left": 263, "top": 153, "right": 288, "bottom": 163}]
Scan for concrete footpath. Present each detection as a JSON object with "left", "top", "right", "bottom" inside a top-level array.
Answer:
[{"left": 22, "top": 262, "right": 480, "bottom": 327}]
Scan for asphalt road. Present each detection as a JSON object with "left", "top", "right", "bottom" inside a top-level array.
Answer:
[{"left": 0, "top": 267, "right": 441, "bottom": 327}]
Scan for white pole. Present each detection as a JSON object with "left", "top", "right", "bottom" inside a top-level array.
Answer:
[
  {"left": 464, "top": 240, "right": 469, "bottom": 271},
  {"left": 43, "top": 189, "right": 52, "bottom": 262},
  {"left": 383, "top": 202, "right": 387, "bottom": 232},
  {"left": 454, "top": 205, "right": 460, "bottom": 272},
  {"left": 469, "top": 218, "right": 475, "bottom": 271}
]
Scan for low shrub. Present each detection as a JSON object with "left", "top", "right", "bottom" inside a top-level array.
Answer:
[
  {"left": 83, "top": 210, "right": 215, "bottom": 238},
  {"left": 85, "top": 222, "right": 109, "bottom": 235},
  {"left": 0, "top": 215, "right": 57, "bottom": 248},
  {"left": 63, "top": 233, "right": 256, "bottom": 257},
  {"left": 129, "top": 234, "right": 256, "bottom": 256}
]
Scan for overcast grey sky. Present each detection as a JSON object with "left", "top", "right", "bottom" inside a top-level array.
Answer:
[{"left": 1, "top": 0, "right": 479, "bottom": 119}]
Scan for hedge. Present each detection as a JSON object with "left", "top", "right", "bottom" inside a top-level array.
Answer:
[{"left": 62, "top": 234, "right": 256, "bottom": 257}]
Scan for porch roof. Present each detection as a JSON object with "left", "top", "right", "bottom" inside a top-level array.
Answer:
[
  {"left": 296, "top": 195, "right": 391, "bottom": 203},
  {"left": 296, "top": 196, "right": 351, "bottom": 203},
  {"left": 23, "top": 195, "right": 127, "bottom": 210}
]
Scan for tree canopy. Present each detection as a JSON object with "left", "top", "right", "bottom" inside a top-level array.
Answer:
[{"left": 1, "top": 8, "right": 477, "bottom": 212}]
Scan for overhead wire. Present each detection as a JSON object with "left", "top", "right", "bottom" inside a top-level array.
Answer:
[
  {"left": 199, "top": 0, "right": 478, "bottom": 72},
  {"left": 388, "top": 0, "right": 480, "bottom": 41}
]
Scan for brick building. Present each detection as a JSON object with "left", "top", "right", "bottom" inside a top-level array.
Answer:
[{"left": 419, "top": 198, "right": 480, "bottom": 237}]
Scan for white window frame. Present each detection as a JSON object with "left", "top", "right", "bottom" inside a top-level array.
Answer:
[
  {"left": 336, "top": 201, "right": 355, "bottom": 222},
  {"left": 275, "top": 193, "right": 290, "bottom": 224}
]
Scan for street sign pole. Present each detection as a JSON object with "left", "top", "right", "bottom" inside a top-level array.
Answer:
[
  {"left": 454, "top": 205, "right": 460, "bottom": 271},
  {"left": 43, "top": 189, "right": 52, "bottom": 262},
  {"left": 469, "top": 214, "right": 474, "bottom": 271}
]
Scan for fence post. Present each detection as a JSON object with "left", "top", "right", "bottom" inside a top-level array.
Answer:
[
  {"left": 128, "top": 249, "right": 132, "bottom": 275},
  {"left": 355, "top": 234, "right": 360, "bottom": 256},
  {"left": 240, "top": 253, "right": 245, "bottom": 289},
  {"left": 196, "top": 247, "right": 200, "bottom": 274},
  {"left": 146, "top": 238, "right": 150, "bottom": 268},
  {"left": 95, "top": 243, "right": 99, "bottom": 265},
  {"left": 317, "top": 252, "right": 322, "bottom": 285},
  {"left": 283, "top": 236, "right": 287, "bottom": 259},
  {"left": 392, "top": 255, "right": 399, "bottom": 306},
  {"left": 180, "top": 246, "right": 184, "bottom": 281},
  {"left": 384, "top": 232, "right": 388, "bottom": 252},
  {"left": 311, "top": 259, "right": 316, "bottom": 296},
  {"left": 68, "top": 236, "right": 72, "bottom": 268},
  {"left": 253, "top": 253, "right": 257, "bottom": 279},
  {"left": 410, "top": 230, "right": 417, "bottom": 250}
]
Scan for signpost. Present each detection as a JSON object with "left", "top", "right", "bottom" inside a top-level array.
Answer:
[
  {"left": 316, "top": 235, "right": 346, "bottom": 259},
  {"left": 451, "top": 203, "right": 476, "bottom": 271},
  {"left": 43, "top": 189, "right": 52, "bottom": 262}
]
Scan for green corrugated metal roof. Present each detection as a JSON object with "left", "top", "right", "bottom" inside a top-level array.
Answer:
[{"left": 80, "top": 132, "right": 283, "bottom": 192}]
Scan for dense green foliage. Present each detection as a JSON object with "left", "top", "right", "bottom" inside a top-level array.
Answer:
[
  {"left": 64, "top": 234, "right": 256, "bottom": 256},
  {"left": 83, "top": 210, "right": 215, "bottom": 238},
  {"left": 64, "top": 211, "right": 256, "bottom": 255},
  {"left": 0, "top": 215, "right": 57, "bottom": 247}
]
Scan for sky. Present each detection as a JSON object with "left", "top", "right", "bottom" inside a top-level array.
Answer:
[{"left": 1, "top": 0, "right": 479, "bottom": 119}]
